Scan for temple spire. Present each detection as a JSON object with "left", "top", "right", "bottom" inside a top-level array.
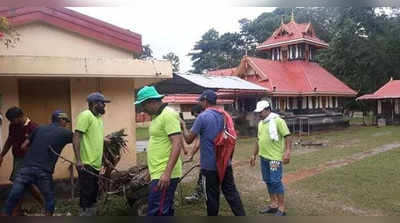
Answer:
[{"left": 281, "top": 15, "right": 284, "bottom": 25}]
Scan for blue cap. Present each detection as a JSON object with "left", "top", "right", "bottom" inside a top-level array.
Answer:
[
  {"left": 198, "top": 89, "right": 217, "bottom": 104},
  {"left": 87, "top": 92, "right": 111, "bottom": 103},
  {"left": 52, "top": 110, "right": 71, "bottom": 122}
]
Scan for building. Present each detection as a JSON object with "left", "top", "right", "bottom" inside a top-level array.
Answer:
[
  {"left": 357, "top": 78, "right": 400, "bottom": 125},
  {"left": 210, "top": 15, "right": 357, "bottom": 114},
  {"left": 0, "top": 7, "right": 172, "bottom": 185}
]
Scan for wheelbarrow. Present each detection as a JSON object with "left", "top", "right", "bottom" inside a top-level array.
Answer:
[{"left": 107, "top": 160, "right": 199, "bottom": 216}]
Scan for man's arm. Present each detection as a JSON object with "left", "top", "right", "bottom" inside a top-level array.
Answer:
[
  {"left": 250, "top": 138, "right": 259, "bottom": 167},
  {"left": 158, "top": 134, "right": 182, "bottom": 189},
  {"left": 180, "top": 118, "right": 198, "bottom": 144},
  {"left": 188, "top": 137, "right": 200, "bottom": 161},
  {"left": 0, "top": 137, "right": 12, "bottom": 167},
  {"left": 72, "top": 131, "right": 84, "bottom": 170},
  {"left": 283, "top": 135, "right": 292, "bottom": 164}
]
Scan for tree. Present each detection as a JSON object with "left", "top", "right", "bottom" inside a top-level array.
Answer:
[
  {"left": 189, "top": 28, "right": 246, "bottom": 73},
  {"left": 0, "top": 16, "right": 19, "bottom": 48},
  {"left": 139, "top": 44, "right": 153, "bottom": 59},
  {"left": 162, "top": 52, "right": 180, "bottom": 73}
]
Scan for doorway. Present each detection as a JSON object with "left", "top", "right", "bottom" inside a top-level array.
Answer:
[{"left": 19, "top": 79, "right": 71, "bottom": 125}]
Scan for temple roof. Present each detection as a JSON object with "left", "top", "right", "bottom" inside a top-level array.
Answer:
[
  {"left": 357, "top": 79, "right": 400, "bottom": 100},
  {"left": 229, "top": 56, "right": 356, "bottom": 96},
  {"left": 257, "top": 20, "right": 328, "bottom": 51}
]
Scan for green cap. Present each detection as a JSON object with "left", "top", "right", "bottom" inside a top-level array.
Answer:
[{"left": 135, "top": 86, "right": 164, "bottom": 105}]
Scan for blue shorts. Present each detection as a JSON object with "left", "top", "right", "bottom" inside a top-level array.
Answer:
[{"left": 260, "top": 156, "right": 284, "bottom": 194}]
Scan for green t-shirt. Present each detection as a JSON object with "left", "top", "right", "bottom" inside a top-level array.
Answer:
[
  {"left": 258, "top": 117, "right": 290, "bottom": 161},
  {"left": 147, "top": 106, "right": 182, "bottom": 180},
  {"left": 75, "top": 109, "right": 104, "bottom": 170}
]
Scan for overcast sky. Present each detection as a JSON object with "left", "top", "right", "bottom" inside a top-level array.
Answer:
[{"left": 70, "top": 3, "right": 274, "bottom": 72}]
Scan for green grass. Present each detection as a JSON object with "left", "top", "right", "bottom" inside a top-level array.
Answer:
[
  {"left": 17, "top": 125, "right": 400, "bottom": 216},
  {"left": 136, "top": 127, "right": 149, "bottom": 141},
  {"left": 289, "top": 147, "right": 400, "bottom": 215}
]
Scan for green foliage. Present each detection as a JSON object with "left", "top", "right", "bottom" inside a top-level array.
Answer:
[
  {"left": 162, "top": 52, "right": 180, "bottom": 73},
  {"left": 190, "top": 7, "right": 400, "bottom": 99},
  {"left": 139, "top": 44, "right": 153, "bottom": 59},
  {"left": 0, "top": 16, "right": 19, "bottom": 48}
]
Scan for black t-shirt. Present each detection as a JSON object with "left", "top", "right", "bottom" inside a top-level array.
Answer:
[{"left": 23, "top": 123, "right": 73, "bottom": 173}]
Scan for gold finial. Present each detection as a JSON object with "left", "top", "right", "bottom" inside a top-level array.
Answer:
[{"left": 291, "top": 8, "right": 295, "bottom": 22}]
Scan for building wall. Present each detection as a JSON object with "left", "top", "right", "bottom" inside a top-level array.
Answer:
[
  {"left": 0, "top": 22, "right": 139, "bottom": 184},
  {"left": 0, "top": 23, "right": 132, "bottom": 58}
]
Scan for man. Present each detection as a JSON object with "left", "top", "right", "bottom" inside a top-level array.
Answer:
[
  {"left": 183, "top": 105, "right": 203, "bottom": 203},
  {"left": 1, "top": 110, "right": 73, "bottom": 216},
  {"left": 181, "top": 90, "right": 246, "bottom": 216},
  {"left": 73, "top": 92, "right": 110, "bottom": 216},
  {"left": 250, "top": 100, "right": 292, "bottom": 216},
  {"left": 0, "top": 106, "right": 44, "bottom": 216},
  {"left": 135, "top": 86, "right": 183, "bottom": 216}
]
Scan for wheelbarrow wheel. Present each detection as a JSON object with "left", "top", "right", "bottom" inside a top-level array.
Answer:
[{"left": 131, "top": 198, "right": 148, "bottom": 216}]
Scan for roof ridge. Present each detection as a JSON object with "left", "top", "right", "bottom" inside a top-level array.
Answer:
[{"left": 374, "top": 78, "right": 395, "bottom": 95}]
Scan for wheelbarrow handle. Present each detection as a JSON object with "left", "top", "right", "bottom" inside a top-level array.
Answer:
[{"left": 178, "top": 164, "right": 200, "bottom": 184}]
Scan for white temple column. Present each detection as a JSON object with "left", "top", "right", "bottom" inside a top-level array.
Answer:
[
  {"left": 395, "top": 99, "right": 399, "bottom": 114},
  {"left": 319, "top": 96, "right": 323, "bottom": 108},
  {"left": 308, "top": 96, "right": 313, "bottom": 109},
  {"left": 335, "top": 97, "right": 339, "bottom": 108},
  {"left": 293, "top": 97, "right": 298, "bottom": 109},
  {"left": 287, "top": 97, "right": 290, "bottom": 110},
  {"left": 378, "top": 100, "right": 382, "bottom": 114},
  {"left": 295, "top": 45, "right": 299, "bottom": 59},
  {"left": 302, "top": 96, "right": 307, "bottom": 109},
  {"left": 329, "top": 96, "right": 333, "bottom": 108}
]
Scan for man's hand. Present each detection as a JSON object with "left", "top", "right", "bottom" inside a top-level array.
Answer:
[
  {"left": 249, "top": 155, "right": 256, "bottom": 167},
  {"left": 283, "top": 152, "right": 290, "bottom": 165},
  {"left": 157, "top": 172, "right": 171, "bottom": 190},
  {"left": 76, "top": 160, "right": 85, "bottom": 171}
]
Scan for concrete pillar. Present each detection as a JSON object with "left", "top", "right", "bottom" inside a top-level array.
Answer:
[
  {"left": 319, "top": 96, "right": 323, "bottom": 109},
  {"left": 395, "top": 99, "right": 399, "bottom": 114},
  {"left": 302, "top": 96, "right": 307, "bottom": 109},
  {"left": 335, "top": 97, "right": 339, "bottom": 108},
  {"left": 378, "top": 100, "right": 382, "bottom": 114},
  {"left": 308, "top": 96, "right": 313, "bottom": 109}
]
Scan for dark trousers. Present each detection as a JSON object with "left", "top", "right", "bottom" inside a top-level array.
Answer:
[
  {"left": 201, "top": 166, "right": 246, "bottom": 216},
  {"left": 2, "top": 166, "right": 54, "bottom": 215},
  {"left": 147, "top": 178, "right": 179, "bottom": 216},
  {"left": 78, "top": 165, "right": 99, "bottom": 208}
]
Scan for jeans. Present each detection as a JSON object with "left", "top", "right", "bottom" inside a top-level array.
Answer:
[
  {"left": 201, "top": 166, "right": 246, "bottom": 216},
  {"left": 147, "top": 178, "right": 179, "bottom": 216},
  {"left": 78, "top": 165, "right": 100, "bottom": 209},
  {"left": 2, "top": 166, "right": 54, "bottom": 215}
]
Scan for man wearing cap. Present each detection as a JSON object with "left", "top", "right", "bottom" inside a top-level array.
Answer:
[
  {"left": 1, "top": 110, "right": 73, "bottom": 216},
  {"left": 250, "top": 100, "right": 292, "bottom": 216},
  {"left": 73, "top": 92, "right": 110, "bottom": 216},
  {"left": 181, "top": 89, "right": 246, "bottom": 216},
  {"left": 135, "top": 86, "right": 183, "bottom": 216}
]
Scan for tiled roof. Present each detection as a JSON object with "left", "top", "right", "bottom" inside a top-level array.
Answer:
[
  {"left": 257, "top": 20, "right": 328, "bottom": 50},
  {"left": 208, "top": 68, "right": 237, "bottom": 76},
  {"left": 357, "top": 79, "right": 400, "bottom": 100},
  {"left": 0, "top": 7, "right": 142, "bottom": 53},
  {"left": 163, "top": 94, "right": 233, "bottom": 104},
  {"left": 237, "top": 57, "right": 356, "bottom": 96}
]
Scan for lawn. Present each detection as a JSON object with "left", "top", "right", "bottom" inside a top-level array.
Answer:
[{"left": 10, "top": 125, "right": 400, "bottom": 216}]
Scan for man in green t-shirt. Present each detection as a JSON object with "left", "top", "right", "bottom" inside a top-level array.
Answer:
[
  {"left": 250, "top": 100, "right": 292, "bottom": 216},
  {"left": 135, "top": 86, "right": 183, "bottom": 216},
  {"left": 73, "top": 92, "right": 110, "bottom": 216}
]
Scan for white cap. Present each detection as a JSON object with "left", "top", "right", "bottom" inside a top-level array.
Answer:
[{"left": 254, "top": 100, "right": 270, "bottom": 112}]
